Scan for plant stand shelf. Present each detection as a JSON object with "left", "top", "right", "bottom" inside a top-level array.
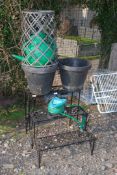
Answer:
[
  {"left": 24, "top": 88, "right": 96, "bottom": 168},
  {"left": 35, "top": 130, "right": 96, "bottom": 168}
]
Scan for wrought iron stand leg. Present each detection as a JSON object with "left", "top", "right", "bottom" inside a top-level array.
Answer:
[
  {"left": 37, "top": 149, "right": 42, "bottom": 168},
  {"left": 85, "top": 113, "right": 88, "bottom": 131},
  {"left": 28, "top": 94, "right": 31, "bottom": 130},
  {"left": 30, "top": 121, "right": 34, "bottom": 149},
  {"left": 24, "top": 90, "right": 27, "bottom": 117},
  {"left": 34, "top": 122, "right": 36, "bottom": 140},
  {"left": 31, "top": 121, "right": 36, "bottom": 148},
  {"left": 69, "top": 92, "right": 73, "bottom": 126},
  {"left": 77, "top": 90, "right": 81, "bottom": 120},
  {"left": 29, "top": 95, "right": 36, "bottom": 133},
  {"left": 32, "top": 95, "right": 36, "bottom": 112},
  {"left": 89, "top": 139, "right": 95, "bottom": 155},
  {"left": 25, "top": 91, "right": 32, "bottom": 133},
  {"left": 30, "top": 138, "right": 33, "bottom": 149},
  {"left": 25, "top": 90, "right": 28, "bottom": 134},
  {"left": 29, "top": 121, "right": 36, "bottom": 149},
  {"left": 25, "top": 117, "right": 29, "bottom": 134}
]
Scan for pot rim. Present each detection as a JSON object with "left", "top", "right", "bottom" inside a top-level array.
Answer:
[
  {"left": 22, "top": 10, "right": 54, "bottom": 15},
  {"left": 59, "top": 58, "right": 91, "bottom": 72},
  {"left": 21, "top": 61, "right": 58, "bottom": 74}
]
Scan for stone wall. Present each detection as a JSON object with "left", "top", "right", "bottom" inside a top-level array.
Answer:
[
  {"left": 60, "top": 6, "right": 101, "bottom": 40},
  {"left": 57, "top": 37, "right": 100, "bottom": 57},
  {"left": 78, "top": 27, "right": 100, "bottom": 39},
  {"left": 79, "top": 43, "right": 100, "bottom": 57},
  {"left": 108, "top": 43, "right": 117, "bottom": 71},
  {"left": 57, "top": 37, "right": 78, "bottom": 57}
]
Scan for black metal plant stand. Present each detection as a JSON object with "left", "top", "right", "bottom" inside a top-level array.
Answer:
[{"left": 24, "top": 88, "right": 96, "bottom": 168}]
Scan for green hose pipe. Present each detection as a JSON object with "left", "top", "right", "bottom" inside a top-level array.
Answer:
[
  {"left": 66, "top": 104, "right": 87, "bottom": 111},
  {"left": 60, "top": 112, "right": 87, "bottom": 131}
]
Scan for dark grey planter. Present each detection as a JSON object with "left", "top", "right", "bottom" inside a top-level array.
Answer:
[
  {"left": 22, "top": 62, "right": 58, "bottom": 95},
  {"left": 59, "top": 58, "right": 91, "bottom": 92}
]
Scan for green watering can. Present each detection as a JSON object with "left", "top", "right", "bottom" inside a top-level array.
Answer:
[
  {"left": 12, "top": 32, "right": 56, "bottom": 66},
  {"left": 48, "top": 97, "right": 87, "bottom": 131},
  {"left": 48, "top": 97, "right": 67, "bottom": 114}
]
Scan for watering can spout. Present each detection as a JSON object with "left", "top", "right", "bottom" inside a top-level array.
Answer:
[{"left": 12, "top": 54, "right": 25, "bottom": 61}]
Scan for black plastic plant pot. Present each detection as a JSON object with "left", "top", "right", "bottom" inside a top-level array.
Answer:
[
  {"left": 22, "top": 62, "right": 58, "bottom": 95},
  {"left": 59, "top": 58, "right": 91, "bottom": 92}
]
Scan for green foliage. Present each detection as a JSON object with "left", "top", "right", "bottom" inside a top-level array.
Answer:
[
  {"left": 21, "top": 0, "right": 67, "bottom": 15},
  {"left": 64, "top": 35, "right": 99, "bottom": 44},
  {"left": 85, "top": 0, "right": 117, "bottom": 67},
  {"left": 0, "top": 1, "right": 24, "bottom": 93}
]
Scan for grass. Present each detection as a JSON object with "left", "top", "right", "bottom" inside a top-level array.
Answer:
[
  {"left": 0, "top": 106, "right": 24, "bottom": 122},
  {"left": 0, "top": 125, "right": 14, "bottom": 136},
  {"left": 64, "top": 35, "right": 100, "bottom": 44},
  {"left": 60, "top": 55, "right": 100, "bottom": 60},
  {"left": 80, "top": 55, "right": 100, "bottom": 60},
  {"left": 0, "top": 106, "right": 24, "bottom": 137}
]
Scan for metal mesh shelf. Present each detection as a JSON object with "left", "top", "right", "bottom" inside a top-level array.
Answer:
[
  {"left": 35, "top": 130, "right": 95, "bottom": 151},
  {"left": 92, "top": 71, "right": 117, "bottom": 113}
]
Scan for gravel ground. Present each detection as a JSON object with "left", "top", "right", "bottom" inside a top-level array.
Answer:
[{"left": 0, "top": 106, "right": 117, "bottom": 175}]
